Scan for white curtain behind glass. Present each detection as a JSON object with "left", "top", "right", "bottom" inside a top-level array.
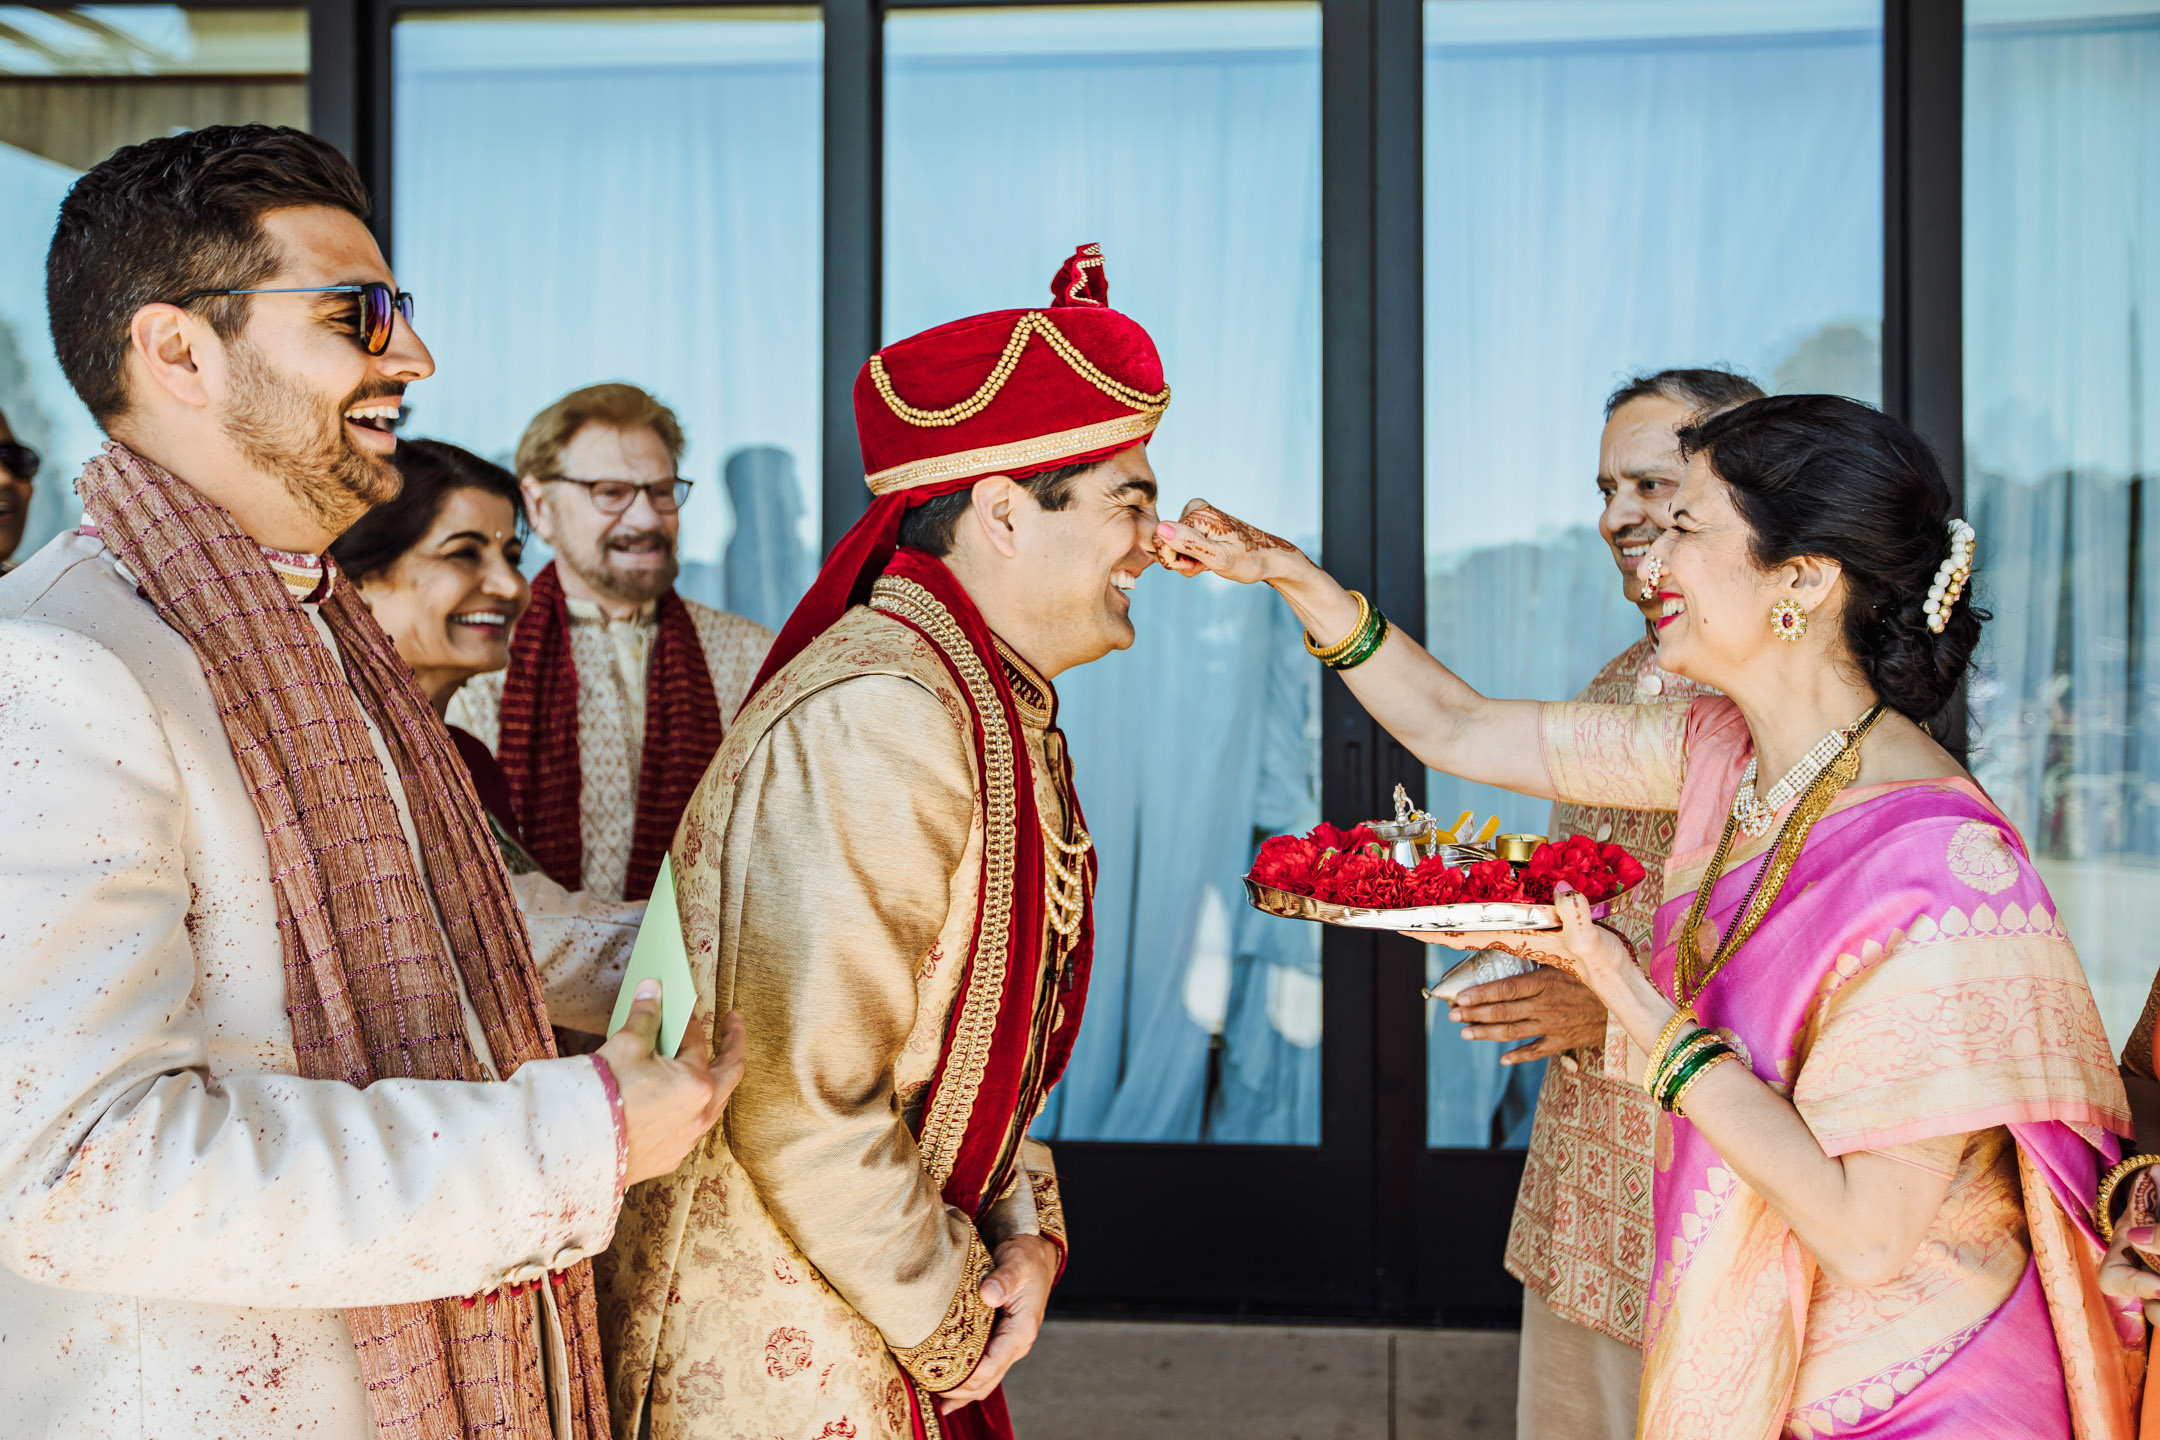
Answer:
[
  {"left": 392, "top": 13, "right": 822, "bottom": 630},
  {"left": 885, "top": 3, "right": 1324, "bottom": 1143},
  {"left": 1964, "top": 2, "right": 2160, "bottom": 1046},
  {"left": 1422, "top": 0, "right": 1883, "bottom": 1144}
]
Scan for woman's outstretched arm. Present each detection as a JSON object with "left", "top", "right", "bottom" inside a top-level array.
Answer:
[{"left": 1156, "top": 500, "right": 1553, "bottom": 800}]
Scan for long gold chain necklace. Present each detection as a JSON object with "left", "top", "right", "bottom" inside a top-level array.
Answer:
[
  {"left": 1675, "top": 705, "right": 1885, "bottom": 1004},
  {"left": 1041, "top": 814, "right": 1093, "bottom": 944}
]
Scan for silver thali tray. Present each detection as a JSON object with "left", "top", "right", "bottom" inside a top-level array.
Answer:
[{"left": 1243, "top": 876, "right": 1618, "bottom": 933}]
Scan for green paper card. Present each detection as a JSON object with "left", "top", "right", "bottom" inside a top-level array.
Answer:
[{"left": 607, "top": 853, "right": 697, "bottom": 1058}]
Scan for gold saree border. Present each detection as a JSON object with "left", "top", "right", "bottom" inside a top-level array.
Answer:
[{"left": 871, "top": 577, "right": 1018, "bottom": 1192}]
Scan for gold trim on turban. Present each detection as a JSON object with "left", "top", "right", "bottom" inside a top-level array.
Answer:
[{"left": 864, "top": 411, "right": 1164, "bottom": 496}]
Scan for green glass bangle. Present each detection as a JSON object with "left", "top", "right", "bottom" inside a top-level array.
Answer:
[
  {"left": 1659, "top": 1041, "right": 1734, "bottom": 1113},
  {"left": 1649, "top": 1027, "right": 1717, "bottom": 1099},
  {"left": 1327, "top": 612, "right": 1390, "bottom": 671},
  {"left": 1669, "top": 1051, "right": 1737, "bottom": 1115}
]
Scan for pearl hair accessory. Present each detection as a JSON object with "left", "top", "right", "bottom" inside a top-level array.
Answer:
[{"left": 1924, "top": 519, "right": 1976, "bottom": 634}]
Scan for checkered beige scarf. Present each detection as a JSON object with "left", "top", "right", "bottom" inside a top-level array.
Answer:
[{"left": 77, "top": 442, "right": 611, "bottom": 1439}]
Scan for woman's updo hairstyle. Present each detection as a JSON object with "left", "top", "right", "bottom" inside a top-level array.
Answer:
[
  {"left": 330, "top": 438, "right": 522, "bottom": 584},
  {"left": 1676, "top": 395, "right": 1984, "bottom": 721}
]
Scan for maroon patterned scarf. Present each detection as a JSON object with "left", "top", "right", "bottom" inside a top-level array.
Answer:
[
  {"left": 496, "top": 561, "right": 726, "bottom": 900},
  {"left": 76, "top": 444, "right": 611, "bottom": 1440}
]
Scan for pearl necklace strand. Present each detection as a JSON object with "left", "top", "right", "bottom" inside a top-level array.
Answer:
[
  {"left": 1730, "top": 714, "right": 1870, "bottom": 839},
  {"left": 1041, "top": 816, "right": 1093, "bottom": 941}
]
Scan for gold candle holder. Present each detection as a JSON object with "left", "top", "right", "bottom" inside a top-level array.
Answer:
[{"left": 1494, "top": 833, "right": 1548, "bottom": 864}]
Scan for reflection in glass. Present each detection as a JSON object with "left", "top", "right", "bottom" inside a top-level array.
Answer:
[
  {"left": 886, "top": 3, "right": 1322, "bottom": 1143},
  {"left": 1964, "top": 0, "right": 2160, "bottom": 1048},
  {"left": 0, "top": 6, "right": 308, "bottom": 557},
  {"left": 1422, "top": 0, "right": 1883, "bottom": 1144},
  {"left": 392, "top": 10, "right": 821, "bottom": 626}
]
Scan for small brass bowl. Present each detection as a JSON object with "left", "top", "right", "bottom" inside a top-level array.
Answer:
[{"left": 1494, "top": 833, "right": 1548, "bottom": 864}]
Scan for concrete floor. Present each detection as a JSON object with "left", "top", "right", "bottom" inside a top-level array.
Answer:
[{"left": 1001, "top": 1320, "right": 1519, "bottom": 1440}]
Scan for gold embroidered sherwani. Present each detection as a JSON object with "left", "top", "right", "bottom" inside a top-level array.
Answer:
[
  {"left": 598, "top": 587, "right": 1072, "bottom": 1440},
  {"left": 1505, "top": 634, "right": 1711, "bottom": 1438},
  {"left": 452, "top": 593, "right": 770, "bottom": 899}
]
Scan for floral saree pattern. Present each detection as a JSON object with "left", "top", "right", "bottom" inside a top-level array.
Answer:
[{"left": 1538, "top": 695, "right": 2141, "bottom": 1440}]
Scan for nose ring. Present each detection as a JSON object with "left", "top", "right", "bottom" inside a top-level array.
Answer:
[{"left": 1637, "top": 556, "right": 1667, "bottom": 602}]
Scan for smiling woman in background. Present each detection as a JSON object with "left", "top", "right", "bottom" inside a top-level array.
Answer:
[{"left": 333, "top": 436, "right": 639, "bottom": 1040}]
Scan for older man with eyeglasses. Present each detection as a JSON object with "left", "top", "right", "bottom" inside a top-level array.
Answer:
[
  {"left": 450, "top": 382, "right": 772, "bottom": 909},
  {"left": 0, "top": 409, "right": 36, "bottom": 574}
]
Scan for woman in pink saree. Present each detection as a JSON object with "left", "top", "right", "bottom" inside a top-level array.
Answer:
[{"left": 1158, "top": 394, "right": 2141, "bottom": 1437}]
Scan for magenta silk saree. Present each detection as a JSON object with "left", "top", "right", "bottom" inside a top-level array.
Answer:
[{"left": 1541, "top": 696, "right": 2141, "bottom": 1440}]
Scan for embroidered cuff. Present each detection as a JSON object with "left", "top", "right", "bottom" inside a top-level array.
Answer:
[
  {"left": 892, "top": 1230, "right": 995, "bottom": 1392},
  {"left": 590, "top": 1053, "right": 629, "bottom": 1197},
  {"left": 1029, "top": 1170, "right": 1068, "bottom": 1277}
]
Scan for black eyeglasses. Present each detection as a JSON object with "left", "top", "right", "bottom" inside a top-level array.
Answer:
[
  {"left": 541, "top": 476, "right": 695, "bottom": 516},
  {"left": 0, "top": 440, "right": 36, "bottom": 482},
  {"left": 166, "top": 281, "right": 415, "bottom": 356}
]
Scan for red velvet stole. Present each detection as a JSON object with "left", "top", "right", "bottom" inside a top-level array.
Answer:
[
  {"left": 878, "top": 548, "right": 1096, "bottom": 1223},
  {"left": 495, "top": 561, "right": 726, "bottom": 901}
]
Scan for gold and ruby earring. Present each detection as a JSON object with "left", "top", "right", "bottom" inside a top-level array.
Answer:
[
  {"left": 1769, "top": 598, "right": 1808, "bottom": 642},
  {"left": 1637, "top": 556, "right": 1667, "bottom": 602}
]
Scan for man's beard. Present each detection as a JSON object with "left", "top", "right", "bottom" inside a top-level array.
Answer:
[
  {"left": 562, "top": 526, "right": 680, "bottom": 606},
  {"left": 221, "top": 338, "right": 403, "bottom": 537}
]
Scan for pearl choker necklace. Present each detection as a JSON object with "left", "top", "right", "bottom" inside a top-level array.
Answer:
[{"left": 1730, "top": 712, "right": 1872, "bottom": 839}]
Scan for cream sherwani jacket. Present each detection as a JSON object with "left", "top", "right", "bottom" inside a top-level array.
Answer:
[{"left": 0, "top": 533, "right": 634, "bottom": 1438}]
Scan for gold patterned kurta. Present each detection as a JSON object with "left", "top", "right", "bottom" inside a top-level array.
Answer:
[
  {"left": 596, "top": 595, "right": 1071, "bottom": 1440},
  {"left": 450, "top": 593, "right": 771, "bottom": 899},
  {"left": 1503, "top": 634, "right": 1712, "bottom": 1346}
]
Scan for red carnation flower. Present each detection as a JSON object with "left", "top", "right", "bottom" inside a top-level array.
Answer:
[
  {"left": 1460, "top": 858, "right": 1524, "bottom": 902},
  {"left": 1317, "top": 853, "right": 1415, "bottom": 908},
  {"left": 1407, "top": 856, "right": 1466, "bottom": 906},
  {"left": 1250, "top": 834, "right": 1324, "bottom": 893},
  {"left": 1309, "top": 821, "right": 1380, "bottom": 856}
]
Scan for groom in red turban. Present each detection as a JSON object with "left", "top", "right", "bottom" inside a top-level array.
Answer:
[{"left": 599, "top": 245, "right": 1167, "bottom": 1440}]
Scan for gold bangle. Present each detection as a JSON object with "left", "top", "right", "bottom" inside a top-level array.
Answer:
[
  {"left": 2096, "top": 1154, "right": 2160, "bottom": 1242},
  {"left": 1669, "top": 1050, "right": 1737, "bottom": 1115},
  {"left": 1303, "top": 590, "right": 1371, "bottom": 662},
  {"left": 1641, "top": 1009, "right": 1697, "bottom": 1092}
]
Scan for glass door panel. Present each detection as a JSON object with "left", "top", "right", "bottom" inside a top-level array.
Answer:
[
  {"left": 1420, "top": 0, "right": 1885, "bottom": 1149},
  {"left": 1964, "top": 0, "right": 2160, "bottom": 1051},
  {"left": 886, "top": 1, "right": 1324, "bottom": 1145},
  {"left": 392, "top": 9, "right": 823, "bottom": 627}
]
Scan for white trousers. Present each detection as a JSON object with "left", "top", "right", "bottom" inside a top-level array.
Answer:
[{"left": 1516, "top": 1288, "right": 1642, "bottom": 1440}]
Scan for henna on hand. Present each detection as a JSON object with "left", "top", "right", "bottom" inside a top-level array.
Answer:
[{"left": 1185, "top": 503, "right": 1296, "bottom": 555}]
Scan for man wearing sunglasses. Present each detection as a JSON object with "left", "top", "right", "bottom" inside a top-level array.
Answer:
[
  {"left": 448, "top": 382, "right": 773, "bottom": 910},
  {"left": 0, "top": 409, "right": 33, "bottom": 574},
  {"left": 0, "top": 124, "right": 740, "bottom": 1438}
]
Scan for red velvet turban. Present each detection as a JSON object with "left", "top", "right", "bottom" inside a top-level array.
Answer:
[{"left": 748, "top": 243, "right": 1170, "bottom": 697}]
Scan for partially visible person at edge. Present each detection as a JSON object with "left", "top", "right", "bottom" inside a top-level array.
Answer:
[
  {"left": 0, "top": 123, "right": 743, "bottom": 1436},
  {"left": 1160, "top": 396, "right": 2137, "bottom": 1437},
  {"left": 332, "top": 436, "right": 647, "bottom": 1044},
  {"left": 598, "top": 244, "right": 1160, "bottom": 1440},
  {"left": 0, "top": 405, "right": 35, "bottom": 573},
  {"left": 1445, "top": 366, "right": 1760, "bottom": 1440},
  {"left": 448, "top": 382, "right": 773, "bottom": 904}
]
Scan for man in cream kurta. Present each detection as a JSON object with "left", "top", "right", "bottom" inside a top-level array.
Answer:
[
  {"left": 451, "top": 383, "right": 771, "bottom": 904},
  {"left": 601, "top": 245, "right": 1168, "bottom": 1440},
  {"left": 452, "top": 589, "right": 768, "bottom": 898}
]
